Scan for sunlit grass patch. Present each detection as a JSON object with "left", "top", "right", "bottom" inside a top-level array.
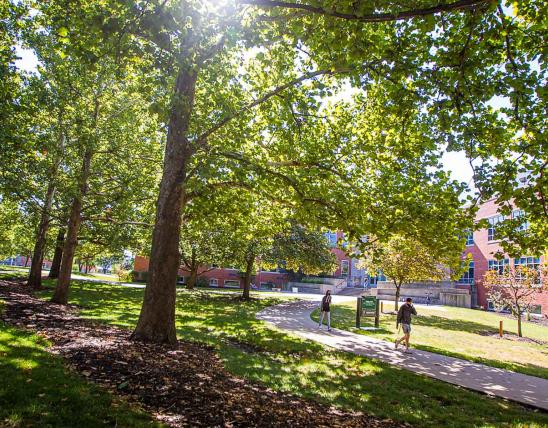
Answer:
[
  {"left": 28, "top": 280, "right": 548, "bottom": 427},
  {"left": 311, "top": 301, "right": 548, "bottom": 379},
  {"left": 0, "top": 317, "right": 160, "bottom": 427}
]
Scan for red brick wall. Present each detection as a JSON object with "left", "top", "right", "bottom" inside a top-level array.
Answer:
[
  {"left": 331, "top": 231, "right": 351, "bottom": 278},
  {"left": 464, "top": 198, "right": 546, "bottom": 315},
  {"left": 133, "top": 230, "right": 352, "bottom": 288},
  {"left": 132, "top": 256, "right": 289, "bottom": 288}
]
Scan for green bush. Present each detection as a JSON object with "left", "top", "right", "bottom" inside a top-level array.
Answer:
[{"left": 196, "top": 276, "right": 209, "bottom": 288}]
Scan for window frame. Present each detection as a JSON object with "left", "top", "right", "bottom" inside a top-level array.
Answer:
[
  {"left": 223, "top": 279, "right": 241, "bottom": 288},
  {"left": 487, "top": 215, "right": 504, "bottom": 241},
  {"left": 341, "top": 260, "right": 349, "bottom": 277},
  {"left": 458, "top": 260, "right": 474, "bottom": 284},
  {"left": 488, "top": 258, "right": 509, "bottom": 274}
]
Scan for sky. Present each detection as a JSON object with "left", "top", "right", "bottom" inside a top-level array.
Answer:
[{"left": 15, "top": 47, "right": 476, "bottom": 190}]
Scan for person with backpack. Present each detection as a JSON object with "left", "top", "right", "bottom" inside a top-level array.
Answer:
[
  {"left": 318, "top": 290, "right": 332, "bottom": 331},
  {"left": 395, "top": 297, "right": 417, "bottom": 353}
]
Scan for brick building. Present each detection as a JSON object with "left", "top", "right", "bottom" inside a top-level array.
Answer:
[
  {"left": 133, "top": 230, "right": 354, "bottom": 290},
  {"left": 460, "top": 198, "right": 546, "bottom": 316}
]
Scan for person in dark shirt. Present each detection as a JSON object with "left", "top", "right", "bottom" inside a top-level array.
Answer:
[
  {"left": 395, "top": 297, "right": 417, "bottom": 353},
  {"left": 318, "top": 290, "right": 332, "bottom": 331}
]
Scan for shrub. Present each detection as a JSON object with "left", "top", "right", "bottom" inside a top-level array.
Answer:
[{"left": 196, "top": 276, "right": 209, "bottom": 288}]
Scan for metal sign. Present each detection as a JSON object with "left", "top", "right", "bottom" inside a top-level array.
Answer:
[
  {"left": 362, "top": 297, "right": 377, "bottom": 315},
  {"left": 356, "top": 296, "right": 380, "bottom": 328}
]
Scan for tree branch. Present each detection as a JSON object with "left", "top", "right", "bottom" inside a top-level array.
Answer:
[
  {"left": 196, "top": 67, "right": 351, "bottom": 145},
  {"left": 240, "top": 0, "right": 492, "bottom": 23}
]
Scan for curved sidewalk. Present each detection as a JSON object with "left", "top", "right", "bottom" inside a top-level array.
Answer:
[{"left": 257, "top": 300, "right": 548, "bottom": 411}]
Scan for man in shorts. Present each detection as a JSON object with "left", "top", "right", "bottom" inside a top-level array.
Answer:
[{"left": 395, "top": 297, "right": 417, "bottom": 353}]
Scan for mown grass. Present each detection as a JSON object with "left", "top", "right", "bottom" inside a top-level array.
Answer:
[
  {"left": 0, "top": 302, "right": 160, "bottom": 428},
  {"left": 311, "top": 301, "right": 548, "bottom": 379},
  {"left": 21, "top": 279, "right": 548, "bottom": 428}
]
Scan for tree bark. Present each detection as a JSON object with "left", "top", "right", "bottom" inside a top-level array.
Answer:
[
  {"left": 394, "top": 281, "right": 401, "bottom": 311},
  {"left": 187, "top": 268, "right": 198, "bottom": 289},
  {"left": 516, "top": 304, "right": 522, "bottom": 337},
  {"left": 28, "top": 181, "right": 56, "bottom": 289},
  {"left": 25, "top": 254, "right": 31, "bottom": 267},
  {"left": 242, "top": 256, "right": 254, "bottom": 301},
  {"left": 131, "top": 67, "right": 198, "bottom": 344},
  {"left": 51, "top": 148, "right": 93, "bottom": 304},
  {"left": 48, "top": 228, "right": 65, "bottom": 279}
]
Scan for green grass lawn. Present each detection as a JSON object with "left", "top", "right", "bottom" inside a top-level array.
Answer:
[
  {"left": 311, "top": 301, "right": 548, "bottom": 379},
  {"left": 0, "top": 304, "right": 160, "bottom": 428},
  {"left": 0, "top": 266, "right": 29, "bottom": 280},
  {"left": 13, "top": 279, "right": 544, "bottom": 428}
]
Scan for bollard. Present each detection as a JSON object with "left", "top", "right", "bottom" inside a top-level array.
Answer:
[
  {"left": 381, "top": 301, "right": 384, "bottom": 313},
  {"left": 499, "top": 320, "right": 503, "bottom": 337}
]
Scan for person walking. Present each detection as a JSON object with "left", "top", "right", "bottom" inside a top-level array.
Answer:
[
  {"left": 395, "top": 297, "right": 417, "bottom": 353},
  {"left": 318, "top": 290, "right": 332, "bottom": 331}
]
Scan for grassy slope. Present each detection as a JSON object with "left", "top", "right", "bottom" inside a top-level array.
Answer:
[
  {"left": 311, "top": 301, "right": 548, "bottom": 379},
  {"left": 0, "top": 302, "right": 160, "bottom": 428},
  {"left": 25, "top": 280, "right": 548, "bottom": 428}
]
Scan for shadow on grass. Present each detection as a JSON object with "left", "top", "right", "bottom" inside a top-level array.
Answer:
[
  {"left": 0, "top": 322, "right": 158, "bottom": 428},
  {"left": 33, "top": 280, "right": 548, "bottom": 428}
]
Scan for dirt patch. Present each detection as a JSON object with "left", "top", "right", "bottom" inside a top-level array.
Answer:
[{"left": 0, "top": 281, "right": 409, "bottom": 428}]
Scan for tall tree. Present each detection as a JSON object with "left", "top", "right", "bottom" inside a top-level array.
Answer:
[
  {"left": 127, "top": 0, "right": 517, "bottom": 343},
  {"left": 359, "top": 235, "right": 461, "bottom": 311}
]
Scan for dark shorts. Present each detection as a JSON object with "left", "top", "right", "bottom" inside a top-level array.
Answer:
[{"left": 402, "top": 323, "right": 411, "bottom": 334}]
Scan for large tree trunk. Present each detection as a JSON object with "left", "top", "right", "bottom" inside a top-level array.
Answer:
[
  {"left": 394, "top": 281, "right": 402, "bottom": 311},
  {"left": 51, "top": 148, "right": 93, "bottom": 304},
  {"left": 131, "top": 68, "right": 198, "bottom": 344},
  {"left": 48, "top": 228, "right": 65, "bottom": 279},
  {"left": 28, "top": 182, "right": 56, "bottom": 289},
  {"left": 242, "top": 256, "right": 254, "bottom": 301}
]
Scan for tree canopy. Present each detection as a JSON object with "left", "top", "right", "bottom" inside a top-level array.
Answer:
[{"left": 1, "top": 0, "right": 545, "bottom": 343}]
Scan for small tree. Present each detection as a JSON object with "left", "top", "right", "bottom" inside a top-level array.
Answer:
[
  {"left": 359, "top": 235, "right": 454, "bottom": 311},
  {"left": 483, "top": 264, "right": 546, "bottom": 338}
]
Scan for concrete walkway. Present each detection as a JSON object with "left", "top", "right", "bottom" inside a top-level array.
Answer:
[{"left": 257, "top": 300, "right": 548, "bottom": 411}]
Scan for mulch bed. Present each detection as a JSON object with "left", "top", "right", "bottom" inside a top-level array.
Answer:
[{"left": 0, "top": 280, "right": 410, "bottom": 428}]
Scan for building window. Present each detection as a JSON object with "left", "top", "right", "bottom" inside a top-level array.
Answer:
[
  {"left": 529, "top": 305, "right": 542, "bottom": 315},
  {"left": 514, "top": 256, "right": 541, "bottom": 270},
  {"left": 209, "top": 278, "right": 218, "bottom": 287},
  {"left": 341, "top": 260, "right": 349, "bottom": 277},
  {"left": 458, "top": 261, "right": 474, "bottom": 284},
  {"left": 465, "top": 230, "right": 474, "bottom": 246},
  {"left": 377, "top": 270, "right": 387, "bottom": 282},
  {"left": 487, "top": 215, "right": 504, "bottom": 241},
  {"left": 224, "top": 280, "right": 240, "bottom": 288},
  {"left": 512, "top": 209, "right": 529, "bottom": 232},
  {"left": 324, "top": 231, "right": 337, "bottom": 247},
  {"left": 514, "top": 256, "right": 541, "bottom": 283},
  {"left": 488, "top": 259, "right": 509, "bottom": 274}
]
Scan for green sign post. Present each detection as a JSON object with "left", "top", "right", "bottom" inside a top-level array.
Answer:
[{"left": 356, "top": 296, "right": 380, "bottom": 328}]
